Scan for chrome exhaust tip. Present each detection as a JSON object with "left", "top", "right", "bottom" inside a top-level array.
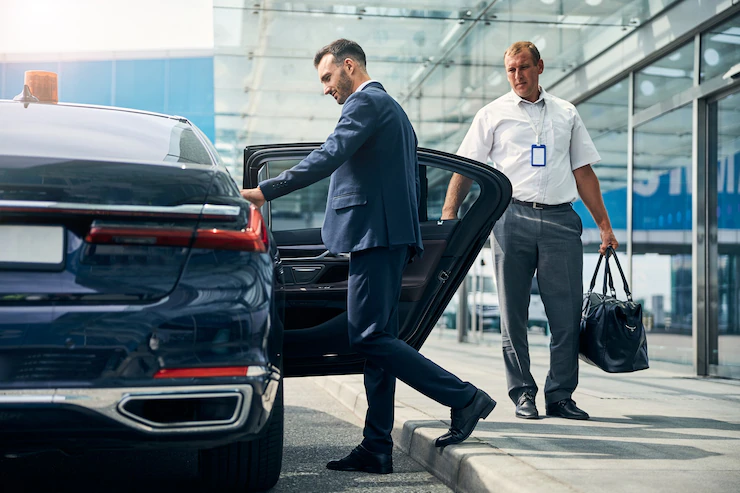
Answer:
[{"left": 118, "top": 391, "right": 243, "bottom": 428}]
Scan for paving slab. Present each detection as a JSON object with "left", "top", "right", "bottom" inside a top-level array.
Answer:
[{"left": 313, "top": 328, "right": 740, "bottom": 493}]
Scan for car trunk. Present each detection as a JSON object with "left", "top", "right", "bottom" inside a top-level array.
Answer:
[{"left": 0, "top": 155, "right": 216, "bottom": 302}]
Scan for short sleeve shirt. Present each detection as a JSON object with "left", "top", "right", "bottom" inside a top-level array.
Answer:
[{"left": 456, "top": 87, "right": 600, "bottom": 204}]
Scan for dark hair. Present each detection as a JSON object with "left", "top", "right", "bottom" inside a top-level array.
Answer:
[
  {"left": 313, "top": 39, "right": 367, "bottom": 69},
  {"left": 503, "top": 41, "right": 541, "bottom": 64}
]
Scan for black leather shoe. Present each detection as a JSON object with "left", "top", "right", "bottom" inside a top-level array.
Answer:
[
  {"left": 326, "top": 445, "right": 393, "bottom": 474},
  {"left": 515, "top": 392, "right": 539, "bottom": 419},
  {"left": 435, "top": 389, "right": 496, "bottom": 447},
  {"left": 546, "top": 398, "right": 589, "bottom": 420}
]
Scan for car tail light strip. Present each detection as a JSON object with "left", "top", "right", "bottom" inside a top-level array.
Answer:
[
  {"left": 85, "top": 206, "right": 268, "bottom": 252},
  {"left": 154, "top": 366, "right": 258, "bottom": 378}
]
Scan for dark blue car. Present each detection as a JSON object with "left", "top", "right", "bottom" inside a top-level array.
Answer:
[{"left": 0, "top": 84, "right": 510, "bottom": 492}]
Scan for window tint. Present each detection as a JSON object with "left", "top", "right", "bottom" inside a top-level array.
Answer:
[{"left": 265, "top": 159, "right": 482, "bottom": 232}]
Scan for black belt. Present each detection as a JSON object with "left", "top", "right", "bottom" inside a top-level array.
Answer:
[{"left": 511, "top": 198, "right": 571, "bottom": 210}]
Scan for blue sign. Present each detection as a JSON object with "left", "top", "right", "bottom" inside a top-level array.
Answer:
[{"left": 574, "top": 150, "right": 740, "bottom": 230}]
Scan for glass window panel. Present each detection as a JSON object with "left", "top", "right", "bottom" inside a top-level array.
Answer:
[
  {"left": 265, "top": 159, "right": 329, "bottom": 232},
  {"left": 265, "top": 160, "right": 481, "bottom": 232},
  {"left": 575, "top": 79, "right": 629, "bottom": 235},
  {"left": 575, "top": 79, "right": 629, "bottom": 293},
  {"left": 634, "top": 41, "right": 694, "bottom": 111},
  {"left": 713, "top": 91, "right": 740, "bottom": 376},
  {"left": 632, "top": 105, "right": 693, "bottom": 365},
  {"left": 700, "top": 12, "right": 740, "bottom": 82},
  {"left": 213, "top": 0, "right": 683, "bottom": 165}
]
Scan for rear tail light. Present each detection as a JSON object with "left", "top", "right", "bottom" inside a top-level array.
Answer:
[
  {"left": 192, "top": 206, "right": 268, "bottom": 252},
  {"left": 153, "top": 366, "right": 267, "bottom": 378},
  {"left": 85, "top": 205, "right": 268, "bottom": 252},
  {"left": 85, "top": 226, "right": 192, "bottom": 247}
]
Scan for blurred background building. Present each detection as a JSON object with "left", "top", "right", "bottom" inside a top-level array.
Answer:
[{"left": 1, "top": 0, "right": 738, "bottom": 378}]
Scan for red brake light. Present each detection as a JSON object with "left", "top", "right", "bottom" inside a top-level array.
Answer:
[
  {"left": 85, "top": 206, "right": 268, "bottom": 252},
  {"left": 86, "top": 226, "right": 192, "bottom": 246},
  {"left": 154, "top": 366, "right": 250, "bottom": 378},
  {"left": 193, "top": 206, "right": 267, "bottom": 252}
]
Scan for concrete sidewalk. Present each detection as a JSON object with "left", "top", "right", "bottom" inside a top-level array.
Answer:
[{"left": 313, "top": 327, "right": 740, "bottom": 493}]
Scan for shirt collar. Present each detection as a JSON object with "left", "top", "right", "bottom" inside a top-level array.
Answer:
[
  {"left": 355, "top": 79, "right": 378, "bottom": 93},
  {"left": 510, "top": 85, "right": 547, "bottom": 104}
]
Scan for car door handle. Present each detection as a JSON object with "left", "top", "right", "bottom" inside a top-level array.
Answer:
[
  {"left": 282, "top": 250, "right": 350, "bottom": 261},
  {"left": 282, "top": 249, "right": 331, "bottom": 261}
]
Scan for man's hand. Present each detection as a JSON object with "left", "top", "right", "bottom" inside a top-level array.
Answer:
[
  {"left": 599, "top": 228, "right": 619, "bottom": 255},
  {"left": 240, "top": 187, "right": 266, "bottom": 208}
]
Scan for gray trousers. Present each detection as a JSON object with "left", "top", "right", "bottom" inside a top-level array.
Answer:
[{"left": 492, "top": 202, "right": 583, "bottom": 406}]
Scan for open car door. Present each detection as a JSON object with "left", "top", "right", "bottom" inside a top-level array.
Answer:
[{"left": 244, "top": 145, "right": 511, "bottom": 377}]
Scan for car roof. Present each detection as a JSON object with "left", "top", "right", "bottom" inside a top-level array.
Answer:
[{"left": 0, "top": 100, "right": 214, "bottom": 165}]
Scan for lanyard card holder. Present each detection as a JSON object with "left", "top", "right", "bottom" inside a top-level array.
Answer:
[{"left": 531, "top": 144, "right": 546, "bottom": 167}]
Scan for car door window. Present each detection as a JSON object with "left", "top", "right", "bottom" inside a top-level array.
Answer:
[
  {"left": 261, "top": 159, "right": 482, "bottom": 231},
  {"left": 425, "top": 167, "right": 480, "bottom": 221},
  {"left": 260, "top": 159, "right": 330, "bottom": 231}
]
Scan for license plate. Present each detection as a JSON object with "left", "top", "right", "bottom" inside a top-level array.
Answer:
[{"left": 0, "top": 225, "right": 65, "bottom": 268}]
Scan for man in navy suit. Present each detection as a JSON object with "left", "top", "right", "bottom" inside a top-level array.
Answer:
[{"left": 241, "top": 39, "right": 495, "bottom": 474}]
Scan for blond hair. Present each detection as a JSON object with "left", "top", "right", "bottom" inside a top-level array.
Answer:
[{"left": 504, "top": 41, "right": 540, "bottom": 64}]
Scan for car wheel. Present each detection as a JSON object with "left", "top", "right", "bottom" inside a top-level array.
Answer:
[{"left": 199, "top": 382, "right": 284, "bottom": 492}]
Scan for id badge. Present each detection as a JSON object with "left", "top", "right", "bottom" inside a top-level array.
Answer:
[{"left": 531, "top": 144, "right": 546, "bottom": 167}]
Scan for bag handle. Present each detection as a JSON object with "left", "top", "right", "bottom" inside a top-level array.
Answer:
[
  {"left": 587, "top": 252, "right": 604, "bottom": 295},
  {"left": 586, "top": 246, "right": 633, "bottom": 302},
  {"left": 605, "top": 246, "right": 633, "bottom": 302}
]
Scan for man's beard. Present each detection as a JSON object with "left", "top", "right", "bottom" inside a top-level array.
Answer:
[{"left": 336, "top": 69, "right": 353, "bottom": 104}]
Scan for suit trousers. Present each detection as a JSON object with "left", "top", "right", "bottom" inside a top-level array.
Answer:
[
  {"left": 348, "top": 246, "right": 476, "bottom": 455},
  {"left": 492, "top": 202, "right": 583, "bottom": 406}
]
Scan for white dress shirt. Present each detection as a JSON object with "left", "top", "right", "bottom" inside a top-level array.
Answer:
[
  {"left": 457, "top": 87, "right": 600, "bottom": 204},
  {"left": 355, "top": 79, "right": 379, "bottom": 93}
]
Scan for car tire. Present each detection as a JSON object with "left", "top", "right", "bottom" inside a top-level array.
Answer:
[{"left": 199, "top": 382, "right": 284, "bottom": 492}]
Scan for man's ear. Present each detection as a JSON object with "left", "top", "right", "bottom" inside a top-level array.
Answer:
[
  {"left": 537, "top": 59, "right": 544, "bottom": 74},
  {"left": 344, "top": 58, "right": 355, "bottom": 74}
]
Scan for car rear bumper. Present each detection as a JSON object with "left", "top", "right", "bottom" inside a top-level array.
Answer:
[{"left": 0, "top": 375, "right": 280, "bottom": 454}]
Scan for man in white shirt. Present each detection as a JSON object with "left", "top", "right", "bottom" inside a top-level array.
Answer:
[{"left": 441, "top": 41, "right": 618, "bottom": 420}]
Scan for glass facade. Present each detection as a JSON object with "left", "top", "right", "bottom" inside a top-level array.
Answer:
[
  {"left": 634, "top": 41, "right": 694, "bottom": 111},
  {"left": 700, "top": 13, "right": 740, "bottom": 82},
  {"left": 569, "top": 7, "right": 740, "bottom": 374},
  {"left": 212, "top": 1, "right": 738, "bottom": 377},
  {"left": 710, "top": 91, "right": 740, "bottom": 377},
  {"left": 633, "top": 105, "right": 693, "bottom": 364},
  {"left": 213, "top": 0, "right": 683, "bottom": 179},
  {"left": 575, "top": 79, "right": 629, "bottom": 295}
]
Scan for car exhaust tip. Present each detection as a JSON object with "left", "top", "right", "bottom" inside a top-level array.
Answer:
[{"left": 118, "top": 392, "right": 242, "bottom": 428}]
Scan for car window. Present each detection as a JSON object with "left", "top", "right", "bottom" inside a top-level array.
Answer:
[
  {"left": 263, "top": 159, "right": 482, "bottom": 232},
  {"left": 425, "top": 167, "right": 481, "bottom": 221}
]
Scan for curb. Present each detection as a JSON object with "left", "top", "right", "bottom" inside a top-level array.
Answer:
[{"left": 315, "top": 375, "right": 578, "bottom": 493}]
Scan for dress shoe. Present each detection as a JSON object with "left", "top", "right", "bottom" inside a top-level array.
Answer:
[
  {"left": 326, "top": 444, "right": 393, "bottom": 474},
  {"left": 435, "top": 389, "right": 496, "bottom": 447},
  {"left": 546, "top": 398, "right": 589, "bottom": 420},
  {"left": 515, "top": 392, "right": 539, "bottom": 419}
]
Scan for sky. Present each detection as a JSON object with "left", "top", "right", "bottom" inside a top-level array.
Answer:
[{"left": 0, "top": 0, "right": 213, "bottom": 57}]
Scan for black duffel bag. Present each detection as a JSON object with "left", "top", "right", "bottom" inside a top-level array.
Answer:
[{"left": 579, "top": 247, "right": 649, "bottom": 373}]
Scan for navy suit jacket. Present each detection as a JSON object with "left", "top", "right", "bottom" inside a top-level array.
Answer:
[{"left": 259, "top": 82, "right": 424, "bottom": 257}]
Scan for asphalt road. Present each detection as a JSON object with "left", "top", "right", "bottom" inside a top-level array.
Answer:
[{"left": 0, "top": 377, "right": 450, "bottom": 493}]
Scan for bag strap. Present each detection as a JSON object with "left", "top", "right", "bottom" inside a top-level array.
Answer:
[
  {"left": 604, "top": 246, "right": 633, "bottom": 301},
  {"left": 587, "top": 253, "right": 604, "bottom": 295},
  {"left": 603, "top": 248, "right": 613, "bottom": 296}
]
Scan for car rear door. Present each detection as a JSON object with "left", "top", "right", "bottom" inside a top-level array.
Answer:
[{"left": 244, "top": 144, "right": 511, "bottom": 377}]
